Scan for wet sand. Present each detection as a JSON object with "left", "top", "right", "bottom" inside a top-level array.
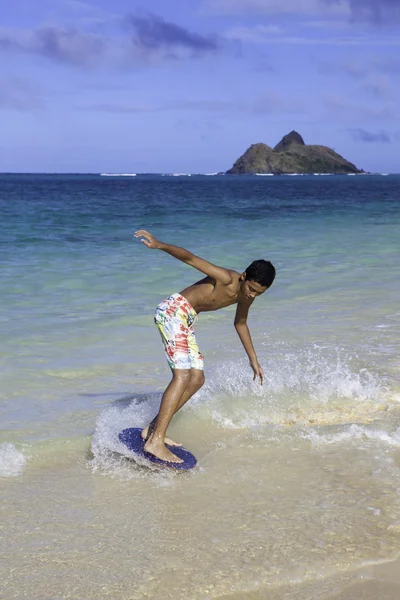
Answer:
[
  {"left": 217, "top": 557, "right": 400, "bottom": 599},
  {"left": 3, "top": 410, "right": 400, "bottom": 600}
]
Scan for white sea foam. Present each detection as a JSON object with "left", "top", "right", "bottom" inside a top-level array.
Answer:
[
  {"left": 100, "top": 173, "right": 136, "bottom": 177},
  {"left": 0, "top": 443, "right": 27, "bottom": 477},
  {"left": 89, "top": 393, "right": 175, "bottom": 479},
  {"left": 89, "top": 345, "right": 393, "bottom": 477},
  {"left": 88, "top": 347, "right": 396, "bottom": 488},
  {"left": 306, "top": 424, "right": 400, "bottom": 448},
  {"left": 191, "top": 348, "right": 390, "bottom": 429},
  {"left": 160, "top": 173, "right": 192, "bottom": 177}
]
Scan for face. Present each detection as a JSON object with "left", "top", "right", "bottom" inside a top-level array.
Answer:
[{"left": 240, "top": 277, "right": 268, "bottom": 300}]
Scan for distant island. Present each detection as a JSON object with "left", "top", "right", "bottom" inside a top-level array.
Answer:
[{"left": 226, "top": 131, "right": 363, "bottom": 175}]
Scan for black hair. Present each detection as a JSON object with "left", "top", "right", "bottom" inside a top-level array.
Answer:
[{"left": 245, "top": 260, "right": 276, "bottom": 288}]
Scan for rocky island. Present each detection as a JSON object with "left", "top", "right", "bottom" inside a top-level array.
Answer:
[{"left": 226, "top": 131, "right": 362, "bottom": 175}]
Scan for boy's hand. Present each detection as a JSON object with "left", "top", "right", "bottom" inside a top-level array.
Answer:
[
  {"left": 250, "top": 361, "right": 264, "bottom": 385},
  {"left": 134, "top": 230, "right": 161, "bottom": 249}
]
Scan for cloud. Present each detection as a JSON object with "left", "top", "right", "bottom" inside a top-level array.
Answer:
[
  {"left": 338, "top": 57, "right": 377, "bottom": 78},
  {"left": 202, "top": 0, "right": 347, "bottom": 16},
  {"left": 341, "top": 0, "right": 400, "bottom": 24},
  {"left": 253, "top": 56, "right": 276, "bottom": 73},
  {"left": 203, "top": 0, "right": 400, "bottom": 24},
  {"left": 317, "top": 56, "right": 399, "bottom": 100},
  {"left": 349, "top": 128, "right": 392, "bottom": 142},
  {"left": 224, "top": 25, "right": 284, "bottom": 43},
  {"left": 0, "top": 25, "right": 106, "bottom": 66},
  {"left": 61, "top": 0, "right": 118, "bottom": 23},
  {"left": 317, "top": 55, "right": 400, "bottom": 79},
  {"left": 36, "top": 26, "right": 105, "bottom": 65},
  {"left": 222, "top": 33, "right": 400, "bottom": 46},
  {"left": 126, "top": 12, "right": 220, "bottom": 56},
  {"left": 76, "top": 103, "right": 155, "bottom": 114},
  {"left": 361, "top": 75, "right": 391, "bottom": 98},
  {"left": 76, "top": 99, "right": 237, "bottom": 114},
  {"left": 317, "top": 57, "right": 394, "bottom": 97},
  {"left": 0, "top": 13, "right": 220, "bottom": 68},
  {"left": 324, "top": 96, "right": 396, "bottom": 120},
  {"left": 76, "top": 93, "right": 301, "bottom": 116},
  {"left": 371, "top": 57, "right": 400, "bottom": 73},
  {"left": 0, "top": 76, "right": 45, "bottom": 111}
]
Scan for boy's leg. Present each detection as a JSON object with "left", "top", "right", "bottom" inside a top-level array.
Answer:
[
  {"left": 172, "top": 323, "right": 205, "bottom": 412},
  {"left": 175, "top": 368, "right": 205, "bottom": 412},
  {"left": 142, "top": 368, "right": 205, "bottom": 444},
  {"left": 144, "top": 296, "right": 204, "bottom": 461},
  {"left": 144, "top": 369, "right": 190, "bottom": 463}
]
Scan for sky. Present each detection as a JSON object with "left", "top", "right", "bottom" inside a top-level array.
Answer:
[{"left": 1, "top": 0, "right": 400, "bottom": 173}]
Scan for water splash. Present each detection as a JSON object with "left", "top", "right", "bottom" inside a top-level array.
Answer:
[
  {"left": 0, "top": 443, "right": 27, "bottom": 477},
  {"left": 306, "top": 424, "right": 400, "bottom": 448},
  {"left": 89, "top": 347, "right": 394, "bottom": 478},
  {"left": 192, "top": 347, "right": 390, "bottom": 428},
  {"left": 89, "top": 394, "right": 177, "bottom": 482}
]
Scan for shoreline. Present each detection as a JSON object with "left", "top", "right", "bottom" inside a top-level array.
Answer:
[{"left": 216, "top": 556, "right": 400, "bottom": 600}]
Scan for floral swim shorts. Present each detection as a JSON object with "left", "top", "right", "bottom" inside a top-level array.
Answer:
[{"left": 154, "top": 293, "right": 204, "bottom": 371}]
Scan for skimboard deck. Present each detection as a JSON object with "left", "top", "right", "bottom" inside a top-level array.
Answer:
[{"left": 118, "top": 428, "right": 197, "bottom": 470}]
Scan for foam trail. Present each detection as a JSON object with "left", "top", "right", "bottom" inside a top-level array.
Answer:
[
  {"left": 0, "top": 443, "right": 27, "bottom": 477},
  {"left": 192, "top": 348, "right": 390, "bottom": 428},
  {"left": 90, "top": 393, "right": 176, "bottom": 479},
  {"left": 306, "top": 424, "right": 400, "bottom": 448},
  {"left": 90, "top": 349, "right": 393, "bottom": 477}
]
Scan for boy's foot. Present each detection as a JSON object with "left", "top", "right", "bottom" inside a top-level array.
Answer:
[
  {"left": 144, "top": 438, "right": 184, "bottom": 464},
  {"left": 141, "top": 426, "right": 182, "bottom": 447}
]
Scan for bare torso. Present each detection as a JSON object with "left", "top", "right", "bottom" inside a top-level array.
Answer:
[{"left": 180, "top": 270, "right": 243, "bottom": 313}]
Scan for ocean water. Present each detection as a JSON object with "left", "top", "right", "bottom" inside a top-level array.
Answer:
[{"left": 1, "top": 173, "right": 400, "bottom": 599}]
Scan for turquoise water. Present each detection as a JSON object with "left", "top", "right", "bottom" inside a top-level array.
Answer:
[
  {"left": 1, "top": 174, "right": 399, "bottom": 446},
  {"left": 2, "top": 174, "right": 400, "bottom": 599}
]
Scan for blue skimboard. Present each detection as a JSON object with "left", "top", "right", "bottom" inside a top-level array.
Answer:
[{"left": 118, "top": 428, "right": 197, "bottom": 470}]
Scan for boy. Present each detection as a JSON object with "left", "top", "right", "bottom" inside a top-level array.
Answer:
[{"left": 134, "top": 230, "right": 276, "bottom": 464}]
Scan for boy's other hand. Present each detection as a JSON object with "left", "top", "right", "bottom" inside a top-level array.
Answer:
[
  {"left": 134, "top": 230, "right": 160, "bottom": 249},
  {"left": 250, "top": 361, "right": 264, "bottom": 385}
]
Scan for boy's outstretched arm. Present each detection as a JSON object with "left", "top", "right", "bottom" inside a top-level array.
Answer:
[
  {"left": 134, "top": 229, "right": 232, "bottom": 284},
  {"left": 234, "top": 300, "right": 264, "bottom": 385}
]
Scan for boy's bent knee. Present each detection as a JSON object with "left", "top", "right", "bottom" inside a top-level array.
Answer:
[
  {"left": 172, "top": 369, "right": 191, "bottom": 383},
  {"left": 190, "top": 369, "right": 205, "bottom": 388}
]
